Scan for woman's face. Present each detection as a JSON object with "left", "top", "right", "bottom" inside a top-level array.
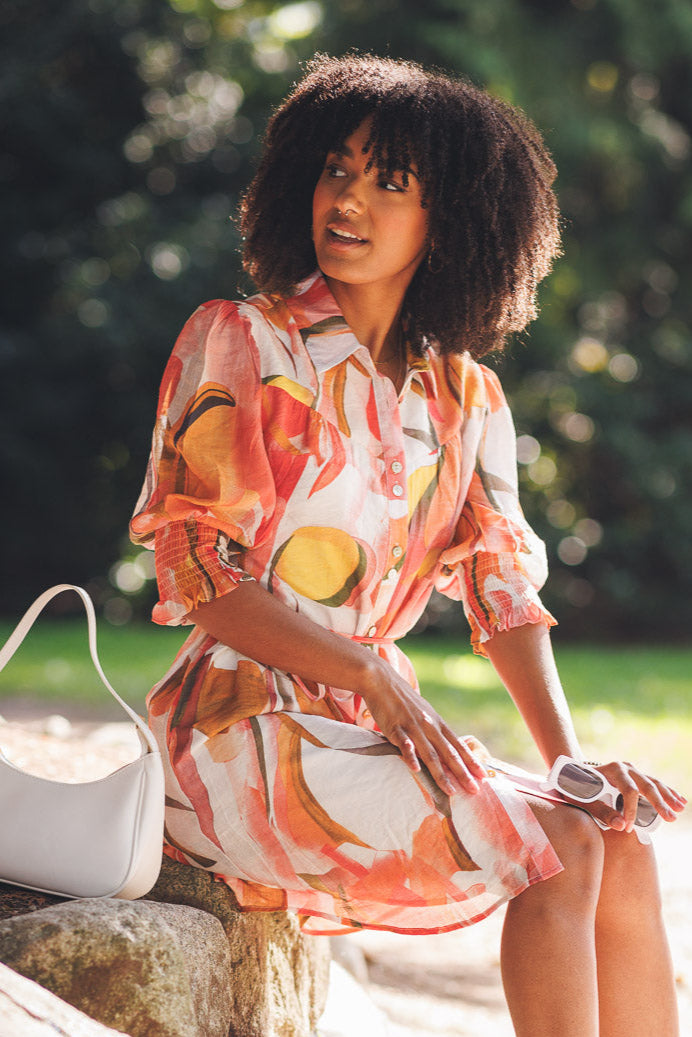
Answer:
[{"left": 312, "top": 120, "right": 429, "bottom": 300}]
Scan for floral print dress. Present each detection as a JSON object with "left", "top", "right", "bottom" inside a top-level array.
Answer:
[{"left": 130, "top": 271, "right": 561, "bottom": 935}]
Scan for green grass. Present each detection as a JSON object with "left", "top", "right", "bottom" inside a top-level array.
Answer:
[
  {"left": 1, "top": 622, "right": 690, "bottom": 793},
  {"left": 404, "top": 636, "right": 692, "bottom": 794},
  {"left": 0, "top": 620, "right": 186, "bottom": 709}
]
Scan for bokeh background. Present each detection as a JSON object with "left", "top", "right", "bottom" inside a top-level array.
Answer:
[{"left": 3, "top": 0, "right": 692, "bottom": 642}]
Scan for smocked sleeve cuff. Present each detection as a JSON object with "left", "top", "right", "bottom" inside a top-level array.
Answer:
[
  {"left": 151, "top": 519, "right": 255, "bottom": 626},
  {"left": 460, "top": 551, "right": 556, "bottom": 657}
]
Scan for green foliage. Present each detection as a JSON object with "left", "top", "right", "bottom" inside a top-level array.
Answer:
[
  {"left": 1, "top": 0, "right": 321, "bottom": 615},
  {"left": 2, "top": 0, "right": 692, "bottom": 638}
]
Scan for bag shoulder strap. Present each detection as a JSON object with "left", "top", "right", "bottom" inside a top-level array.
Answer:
[{"left": 0, "top": 584, "right": 158, "bottom": 755}]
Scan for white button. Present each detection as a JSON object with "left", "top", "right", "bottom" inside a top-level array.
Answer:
[
  {"left": 392, "top": 545, "right": 403, "bottom": 558},
  {"left": 386, "top": 568, "right": 398, "bottom": 580},
  {"left": 392, "top": 484, "right": 404, "bottom": 497},
  {"left": 368, "top": 625, "right": 377, "bottom": 637},
  {"left": 391, "top": 460, "right": 403, "bottom": 474}
]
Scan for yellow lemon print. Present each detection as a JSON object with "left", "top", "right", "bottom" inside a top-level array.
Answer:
[
  {"left": 408, "top": 463, "right": 438, "bottom": 517},
  {"left": 272, "top": 526, "right": 367, "bottom": 607}
]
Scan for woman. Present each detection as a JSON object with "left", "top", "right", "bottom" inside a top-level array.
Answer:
[{"left": 131, "top": 54, "right": 685, "bottom": 1036}]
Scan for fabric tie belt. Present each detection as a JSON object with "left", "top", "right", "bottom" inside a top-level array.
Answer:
[{"left": 349, "top": 634, "right": 397, "bottom": 645}]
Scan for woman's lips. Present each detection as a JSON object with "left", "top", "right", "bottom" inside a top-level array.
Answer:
[{"left": 326, "top": 223, "right": 367, "bottom": 247}]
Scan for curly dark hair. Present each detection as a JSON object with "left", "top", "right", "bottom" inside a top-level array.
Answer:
[{"left": 240, "top": 53, "right": 561, "bottom": 358}]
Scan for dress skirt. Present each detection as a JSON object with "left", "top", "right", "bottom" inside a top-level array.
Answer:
[{"left": 149, "top": 630, "right": 563, "bottom": 937}]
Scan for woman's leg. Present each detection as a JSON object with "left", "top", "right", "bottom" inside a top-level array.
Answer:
[
  {"left": 595, "top": 830, "right": 678, "bottom": 1036},
  {"left": 500, "top": 797, "right": 605, "bottom": 1037}
]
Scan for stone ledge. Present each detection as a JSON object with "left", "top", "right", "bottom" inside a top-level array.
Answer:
[
  {"left": 145, "top": 856, "right": 331, "bottom": 1037},
  {"left": 0, "top": 897, "right": 231, "bottom": 1037},
  {"left": 0, "top": 859, "right": 330, "bottom": 1037}
]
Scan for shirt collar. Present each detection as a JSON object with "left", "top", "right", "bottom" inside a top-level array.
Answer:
[{"left": 284, "top": 271, "right": 432, "bottom": 377}]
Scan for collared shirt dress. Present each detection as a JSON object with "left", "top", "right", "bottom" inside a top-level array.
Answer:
[{"left": 130, "top": 270, "right": 562, "bottom": 935}]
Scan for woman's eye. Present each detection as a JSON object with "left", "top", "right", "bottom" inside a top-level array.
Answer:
[
  {"left": 325, "top": 164, "right": 346, "bottom": 178},
  {"left": 380, "top": 178, "right": 404, "bottom": 192}
]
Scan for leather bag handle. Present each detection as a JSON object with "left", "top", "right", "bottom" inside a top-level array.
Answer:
[{"left": 0, "top": 584, "right": 158, "bottom": 756}]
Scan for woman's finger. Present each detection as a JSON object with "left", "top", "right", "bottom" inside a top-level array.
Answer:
[
  {"left": 439, "top": 743, "right": 483, "bottom": 792},
  {"left": 390, "top": 727, "right": 421, "bottom": 773},
  {"left": 618, "top": 780, "right": 643, "bottom": 832},
  {"left": 597, "top": 763, "right": 687, "bottom": 830},
  {"left": 585, "top": 798, "right": 626, "bottom": 832},
  {"left": 416, "top": 730, "right": 480, "bottom": 795},
  {"left": 633, "top": 774, "right": 686, "bottom": 821},
  {"left": 441, "top": 723, "right": 488, "bottom": 780}
]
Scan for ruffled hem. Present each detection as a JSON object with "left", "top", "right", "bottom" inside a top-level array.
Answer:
[
  {"left": 152, "top": 519, "right": 254, "bottom": 626},
  {"left": 471, "top": 600, "right": 557, "bottom": 657},
  {"left": 456, "top": 549, "right": 554, "bottom": 655}
]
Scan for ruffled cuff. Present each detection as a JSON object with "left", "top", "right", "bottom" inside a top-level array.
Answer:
[
  {"left": 152, "top": 519, "right": 255, "bottom": 626},
  {"left": 460, "top": 552, "right": 556, "bottom": 657}
]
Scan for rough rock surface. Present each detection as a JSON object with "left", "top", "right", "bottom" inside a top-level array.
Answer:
[
  {"left": 0, "top": 960, "right": 129, "bottom": 1037},
  {"left": 146, "top": 855, "right": 331, "bottom": 1037},
  {"left": 0, "top": 898, "right": 232, "bottom": 1037}
]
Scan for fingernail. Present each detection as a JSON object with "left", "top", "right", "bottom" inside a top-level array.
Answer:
[
  {"left": 612, "top": 816, "right": 626, "bottom": 830},
  {"left": 466, "top": 779, "right": 479, "bottom": 794}
]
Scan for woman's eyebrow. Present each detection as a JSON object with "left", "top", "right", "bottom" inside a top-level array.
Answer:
[{"left": 328, "top": 143, "right": 355, "bottom": 159}]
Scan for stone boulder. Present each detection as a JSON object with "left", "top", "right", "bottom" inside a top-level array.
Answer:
[
  {"left": 145, "top": 856, "right": 331, "bottom": 1037},
  {"left": 0, "top": 897, "right": 231, "bottom": 1037},
  {"left": 0, "top": 859, "right": 331, "bottom": 1037},
  {"left": 0, "top": 960, "right": 129, "bottom": 1037}
]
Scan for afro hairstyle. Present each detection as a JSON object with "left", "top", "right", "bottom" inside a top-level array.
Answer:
[{"left": 240, "top": 52, "right": 561, "bottom": 358}]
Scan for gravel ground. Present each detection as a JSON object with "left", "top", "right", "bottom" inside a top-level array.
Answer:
[{"left": 1, "top": 711, "right": 689, "bottom": 1036}]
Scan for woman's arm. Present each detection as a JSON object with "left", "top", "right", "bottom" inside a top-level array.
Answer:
[
  {"left": 189, "top": 583, "right": 487, "bottom": 795},
  {"left": 484, "top": 622, "right": 582, "bottom": 766},
  {"left": 485, "top": 622, "right": 686, "bottom": 830}
]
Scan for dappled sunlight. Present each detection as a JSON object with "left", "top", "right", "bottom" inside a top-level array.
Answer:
[{"left": 441, "top": 655, "right": 501, "bottom": 691}]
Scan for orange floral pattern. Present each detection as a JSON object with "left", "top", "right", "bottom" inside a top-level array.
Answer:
[{"left": 130, "top": 271, "right": 560, "bottom": 935}]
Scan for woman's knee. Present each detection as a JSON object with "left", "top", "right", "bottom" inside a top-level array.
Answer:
[
  {"left": 597, "top": 831, "right": 664, "bottom": 923},
  {"left": 529, "top": 800, "right": 605, "bottom": 906}
]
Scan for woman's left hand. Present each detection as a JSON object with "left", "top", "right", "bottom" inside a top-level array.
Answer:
[{"left": 580, "top": 761, "right": 687, "bottom": 833}]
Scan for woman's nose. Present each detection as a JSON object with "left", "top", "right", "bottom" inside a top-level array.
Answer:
[{"left": 334, "top": 178, "right": 365, "bottom": 214}]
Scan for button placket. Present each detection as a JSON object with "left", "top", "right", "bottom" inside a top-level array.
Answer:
[{"left": 368, "top": 365, "right": 408, "bottom": 601}]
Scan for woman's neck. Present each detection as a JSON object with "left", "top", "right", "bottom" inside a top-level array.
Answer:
[{"left": 324, "top": 276, "right": 405, "bottom": 363}]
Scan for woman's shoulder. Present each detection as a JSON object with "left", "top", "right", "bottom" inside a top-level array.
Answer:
[
  {"left": 183, "top": 288, "right": 285, "bottom": 330},
  {"left": 426, "top": 345, "right": 508, "bottom": 414},
  {"left": 172, "top": 289, "right": 294, "bottom": 359}
]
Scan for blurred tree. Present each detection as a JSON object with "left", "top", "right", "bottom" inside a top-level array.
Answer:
[
  {"left": 0, "top": 0, "right": 323, "bottom": 619},
  {"left": 1, "top": 0, "right": 691, "bottom": 639}
]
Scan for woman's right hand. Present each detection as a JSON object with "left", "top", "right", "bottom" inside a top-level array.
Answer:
[
  {"left": 360, "top": 656, "right": 487, "bottom": 796},
  {"left": 191, "top": 583, "right": 485, "bottom": 797}
]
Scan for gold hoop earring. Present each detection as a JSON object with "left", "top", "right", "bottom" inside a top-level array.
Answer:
[{"left": 427, "top": 248, "right": 444, "bottom": 275}]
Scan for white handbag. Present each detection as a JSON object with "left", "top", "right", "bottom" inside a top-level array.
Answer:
[{"left": 0, "top": 584, "right": 165, "bottom": 900}]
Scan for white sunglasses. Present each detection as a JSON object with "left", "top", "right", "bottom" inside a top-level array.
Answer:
[{"left": 540, "top": 756, "right": 661, "bottom": 836}]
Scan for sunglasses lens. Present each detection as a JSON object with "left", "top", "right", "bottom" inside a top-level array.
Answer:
[
  {"left": 556, "top": 763, "right": 604, "bottom": 800},
  {"left": 635, "top": 800, "right": 659, "bottom": 828},
  {"left": 614, "top": 794, "right": 659, "bottom": 828}
]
